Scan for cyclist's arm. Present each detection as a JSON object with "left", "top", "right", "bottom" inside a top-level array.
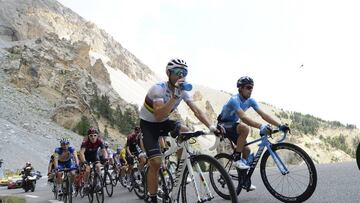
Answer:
[
  {"left": 186, "top": 100, "right": 213, "bottom": 128},
  {"left": 47, "top": 161, "right": 53, "bottom": 174},
  {"left": 72, "top": 151, "right": 79, "bottom": 166},
  {"left": 101, "top": 148, "right": 108, "bottom": 159},
  {"left": 256, "top": 108, "right": 281, "bottom": 127},
  {"left": 79, "top": 147, "right": 86, "bottom": 163},
  {"left": 126, "top": 145, "right": 132, "bottom": 157},
  {"left": 54, "top": 153, "right": 59, "bottom": 170},
  {"left": 237, "top": 109, "right": 262, "bottom": 129},
  {"left": 153, "top": 99, "right": 178, "bottom": 121}
]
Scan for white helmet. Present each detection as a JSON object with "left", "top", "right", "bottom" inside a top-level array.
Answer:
[{"left": 166, "top": 58, "right": 188, "bottom": 71}]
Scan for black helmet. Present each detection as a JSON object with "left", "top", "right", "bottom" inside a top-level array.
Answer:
[{"left": 237, "top": 76, "right": 254, "bottom": 88}]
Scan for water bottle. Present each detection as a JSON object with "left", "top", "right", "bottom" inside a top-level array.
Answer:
[
  {"left": 179, "top": 82, "right": 192, "bottom": 91},
  {"left": 247, "top": 153, "right": 255, "bottom": 165}
]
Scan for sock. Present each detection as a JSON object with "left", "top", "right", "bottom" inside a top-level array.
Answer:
[{"left": 148, "top": 193, "right": 157, "bottom": 203}]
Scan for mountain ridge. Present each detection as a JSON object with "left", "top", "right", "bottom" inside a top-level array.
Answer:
[{"left": 0, "top": 0, "right": 359, "bottom": 174}]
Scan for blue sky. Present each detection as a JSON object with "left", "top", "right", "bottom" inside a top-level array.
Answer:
[{"left": 58, "top": 0, "right": 360, "bottom": 127}]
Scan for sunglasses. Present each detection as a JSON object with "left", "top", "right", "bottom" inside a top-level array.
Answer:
[
  {"left": 61, "top": 143, "right": 69, "bottom": 146},
  {"left": 89, "top": 134, "right": 97, "bottom": 137},
  {"left": 244, "top": 85, "right": 253, "bottom": 90},
  {"left": 170, "top": 68, "right": 188, "bottom": 77}
]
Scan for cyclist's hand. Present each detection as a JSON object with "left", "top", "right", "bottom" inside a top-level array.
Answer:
[
  {"left": 278, "top": 124, "right": 290, "bottom": 133},
  {"left": 260, "top": 124, "right": 272, "bottom": 136},
  {"left": 173, "top": 79, "right": 185, "bottom": 99}
]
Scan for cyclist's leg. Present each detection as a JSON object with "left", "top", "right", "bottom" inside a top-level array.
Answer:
[
  {"left": 141, "top": 119, "right": 163, "bottom": 202},
  {"left": 147, "top": 157, "right": 162, "bottom": 198},
  {"left": 236, "top": 122, "right": 250, "bottom": 159}
]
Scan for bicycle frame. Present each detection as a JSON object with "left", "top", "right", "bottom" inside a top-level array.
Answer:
[
  {"left": 243, "top": 132, "right": 289, "bottom": 178},
  {"left": 163, "top": 136, "right": 214, "bottom": 202}
]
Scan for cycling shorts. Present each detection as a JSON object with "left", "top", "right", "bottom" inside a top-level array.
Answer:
[
  {"left": 58, "top": 160, "right": 77, "bottom": 171},
  {"left": 218, "top": 122, "right": 239, "bottom": 144},
  {"left": 140, "top": 119, "right": 178, "bottom": 159}
]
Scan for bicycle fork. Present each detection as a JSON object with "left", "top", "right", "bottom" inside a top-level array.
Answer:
[{"left": 265, "top": 143, "right": 289, "bottom": 175}]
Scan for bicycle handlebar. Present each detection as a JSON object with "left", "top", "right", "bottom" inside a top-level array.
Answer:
[{"left": 271, "top": 128, "right": 289, "bottom": 143}]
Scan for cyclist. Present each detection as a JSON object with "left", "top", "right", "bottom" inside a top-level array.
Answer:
[
  {"left": 139, "top": 58, "right": 219, "bottom": 203},
  {"left": 217, "top": 76, "right": 289, "bottom": 190},
  {"left": 54, "top": 138, "right": 79, "bottom": 195},
  {"left": 99, "top": 142, "right": 114, "bottom": 165},
  {"left": 126, "top": 127, "right": 146, "bottom": 170},
  {"left": 47, "top": 154, "right": 56, "bottom": 182},
  {"left": 79, "top": 127, "right": 108, "bottom": 193}
]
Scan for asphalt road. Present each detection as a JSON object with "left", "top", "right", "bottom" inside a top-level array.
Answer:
[{"left": 1, "top": 161, "right": 359, "bottom": 203}]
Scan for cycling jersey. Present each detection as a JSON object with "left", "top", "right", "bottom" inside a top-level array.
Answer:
[
  {"left": 127, "top": 132, "right": 142, "bottom": 155},
  {"left": 55, "top": 146, "right": 75, "bottom": 162},
  {"left": 217, "top": 93, "right": 260, "bottom": 123},
  {"left": 217, "top": 93, "right": 260, "bottom": 144},
  {"left": 80, "top": 139, "right": 105, "bottom": 163},
  {"left": 55, "top": 146, "right": 77, "bottom": 170},
  {"left": 139, "top": 82, "right": 192, "bottom": 122}
]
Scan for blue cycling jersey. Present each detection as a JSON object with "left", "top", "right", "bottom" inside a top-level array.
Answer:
[
  {"left": 218, "top": 93, "right": 259, "bottom": 123},
  {"left": 55, "top": 146, "right": 75, "bottom": 163}
]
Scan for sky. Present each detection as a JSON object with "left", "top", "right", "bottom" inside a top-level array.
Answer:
[{"left": 58, "top": 0, "right": 360, "bottom": 127}]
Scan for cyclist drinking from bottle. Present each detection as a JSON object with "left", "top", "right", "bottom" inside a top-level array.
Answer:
[{"left": 139, "top": 58, "right": 219, "bottom": 203}]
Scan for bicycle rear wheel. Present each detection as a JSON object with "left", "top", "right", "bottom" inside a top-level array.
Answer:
[
  {"left": 260, "top": 142, "right": 317, "bottom": 202},
  {"left": 356, "top": 143, "right": 360, "bottom": 170},
  {"left": 211, "top": 153, "right": 242, "bottom": 198},
  {"left": 181, "top": 154, "right": 238, "bottom": 203}
]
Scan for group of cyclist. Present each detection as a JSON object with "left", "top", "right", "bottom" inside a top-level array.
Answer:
[
  {"left": 45, "top": 126, "right": 145, "bottom": 197},
  {"left": 43, "top": 58, "right": 290, "bottom": 203}
]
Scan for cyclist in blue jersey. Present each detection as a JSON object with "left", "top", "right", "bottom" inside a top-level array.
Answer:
[
  {"left": 54, "top": 138, "right": 79, "bottom": 195},
  {"left": 217, "top": 76, "right": 289, "bottom": 190},
  {"left": 139, "top": 58, "right": 219, "bottom": 203}
]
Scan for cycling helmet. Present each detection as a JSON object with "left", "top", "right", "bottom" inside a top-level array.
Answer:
[
  {"left": 166, "top": 58, "right": 188, "bottom": 71},
  {"left": 87, "top": 127, "right": 98, "bottom": 135},
  {"left": 60, "top": 138, "right": 70, "bottom": 145},
  {"left": 237, "top": 76, "right": 254, "bottom": 88}
]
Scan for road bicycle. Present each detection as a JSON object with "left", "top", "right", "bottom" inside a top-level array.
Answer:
[
  {"left": 212, "top": 127, "right": 317, "bottom": 202},
  {"left": 87, "top": 161, "right": 105, "bottom": 203},
  {"left": 54, "top": 168, "right": 74, "bottom": 203},
  {"left": 142, "top": 130, "right": 238, "bottom": 203},
  {"left": 102, "top": 161, "right": 113, "bottom": 197}
]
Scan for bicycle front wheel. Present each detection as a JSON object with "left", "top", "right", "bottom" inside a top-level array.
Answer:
[
  {"left": 356, "top": 143, "right": 360, "bottom": 170},
  {"left": 181, "top": 154, "right": 238, "bottom": 203},
  {"left": 104, "top": 171, "right": 113, "bottom": 197},
  {"left": 260, "top": 142, "right": 317, "bottom": 202}
]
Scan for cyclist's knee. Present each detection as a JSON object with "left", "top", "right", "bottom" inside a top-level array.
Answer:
[
  {"left": 148, "top": 157, "right": 161, "bottom": 170},
  {"left": 237, "top": 123, "right": 250, "bottom": 136}
]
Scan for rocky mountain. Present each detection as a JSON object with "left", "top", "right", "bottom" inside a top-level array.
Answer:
[{"left": 0, "top": 0, "right": 359, "bottom": 175}]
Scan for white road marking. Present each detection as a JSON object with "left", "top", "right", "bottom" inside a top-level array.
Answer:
[{"left": 25, "top": 195, "right": 39, "bottom": 198}]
